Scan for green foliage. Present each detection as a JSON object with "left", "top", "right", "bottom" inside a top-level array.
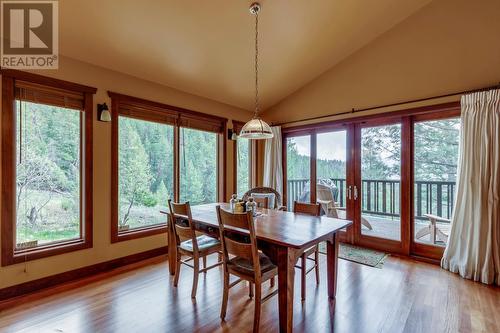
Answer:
[
  {"left": 16, "top": 102, "right": 81, "bottom": 244},
  {"left": 180, "top": 128, "right": 217, "bottom": 205},
  {"left": 237, "top": 138, "right": 250, "bottom": 196}
]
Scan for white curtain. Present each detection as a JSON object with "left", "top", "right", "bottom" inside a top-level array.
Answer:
[
  {"left": 263, "top": 126, "right": 283, "bottom": 197},
  {"left": 441, "top": 89, "right": 500, "bottom": 285}
]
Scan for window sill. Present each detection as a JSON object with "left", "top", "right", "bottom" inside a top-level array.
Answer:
[
  {"left": 3, "top": 238, "right": 92, "bottom": 266},
  {"left": 111, "top": 224, "right": 168, "bottom": 243}
]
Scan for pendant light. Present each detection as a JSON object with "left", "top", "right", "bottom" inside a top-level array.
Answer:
[{"left": 239, "top": 2, "right": 274, "bottom": 140}]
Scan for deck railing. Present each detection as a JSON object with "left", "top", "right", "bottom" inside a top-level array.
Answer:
[{"left": 287, "top": 178, "right": 455, "bottom": 221}]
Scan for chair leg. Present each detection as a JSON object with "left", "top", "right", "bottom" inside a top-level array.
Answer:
[
  {"left": 191, "top": 257, "right": 199, "bottom": 299},
  {"left": 253, "top": 283, "right": 262, "bottom": 333},
  {"left": 301, "top": 254, "right": 306, "bottom": 301},
  {"left": 173, "top": 253, "right": 181, "bottom": 287},
  {"left": 220, "top": 271, "right": 229, "bottom": 320},
  {"left": 314, "top": 249, "right": 320, "bottom": 285},
  {"left": 203, "top": 255, "right": 207, "bottom": 273},
  {"left": 249, "top": 282, "right": 254, "bottom": 298}
]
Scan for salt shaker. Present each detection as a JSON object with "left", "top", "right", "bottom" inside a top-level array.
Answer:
[
  {"left": 229, "top": 194, "right": 238, "bottom": 212},
  {"left": 246, "top": 197, "right": 257, "bottom": 216}
]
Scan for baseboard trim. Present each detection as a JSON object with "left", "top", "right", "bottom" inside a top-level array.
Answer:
[{"left": 0, "top": 246, "right": 168, "bottom": 302}]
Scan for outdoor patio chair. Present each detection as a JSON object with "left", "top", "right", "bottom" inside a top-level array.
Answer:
[
  {"left": 415, "top": 213, "right": 450, "bottom": 244},
  {"left": 316, "top": 183, "right": 373, "bottom": 230}
]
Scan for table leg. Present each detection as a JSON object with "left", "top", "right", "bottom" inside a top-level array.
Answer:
[
  {"left": 326, "top": 232, "right": 339, "bottom": 299},
  {"left": 168, "top": 220, "right": 177, "bottom": 275},
  {"left": 277, "top": 246, "right": 296, "bottom": 333}
]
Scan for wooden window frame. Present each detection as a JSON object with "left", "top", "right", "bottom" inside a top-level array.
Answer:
[
  {"left": 232, "top": 121, "right": 253, "bottom": 196},
  {"left": 109, "top": 92, "right": 227, "bottom": 243},
  {"left": 281, "top": 102, "right": 461, "bottom": 261},
  {"left": 1, "top": 69, "right": 96, "bottom": 266}
]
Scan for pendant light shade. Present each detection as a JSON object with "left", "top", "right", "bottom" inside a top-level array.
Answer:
[
  {"left": 240, "top": 2, "right": 274, "bottom": 140},
  {"left": 239, "top": 117, "right": 273, "bottom": 139}
]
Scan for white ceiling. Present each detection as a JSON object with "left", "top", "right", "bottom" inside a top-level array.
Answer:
[{"left": 59, "top": 0, "right": 433, "bottom": 111}]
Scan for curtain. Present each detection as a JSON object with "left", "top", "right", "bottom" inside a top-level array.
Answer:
[
  {"left": 441, "top": 89, "right": 500, "bottom": 285},
  {"left": 263, "top": 126, "right": 283, "bottom": 197}
]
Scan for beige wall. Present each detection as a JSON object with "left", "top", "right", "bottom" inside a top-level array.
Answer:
[
  {"left": 0, "top": 56, "right": 252, "bottom": 289},
  {"left": 264, "top": 0, "right": 500, "bottom": 126}
]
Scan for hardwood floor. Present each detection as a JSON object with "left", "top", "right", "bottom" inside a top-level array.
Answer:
[{"left": 0, "top": 254, "right": 498, "bottom": 333}]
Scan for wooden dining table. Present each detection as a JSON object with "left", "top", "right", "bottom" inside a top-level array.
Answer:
[{"left": 162, "top": 203, "right": 351, "bottom": 333}]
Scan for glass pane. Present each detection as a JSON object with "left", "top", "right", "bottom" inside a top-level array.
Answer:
[
  {"left": 414, "top": 118, "right": 460, "bottom": 247},
  {"left": 16, "top": 101, "right": 81, "bottom": 247},
  {"left": 118, "top": 117, "right": 174, "bottom": 231},
  {"left": 286, "top": 135, "right": 311, "bottom": 211},
  {"left": 236, "top": 138, "right": 250, "bottom": 198},
  {"left": 316, "top": 131, "right": 347, "bottom": 217},
  {"left": 361, "top": 124, "right": 401, "bottom": 241},
  {"left": 180, "top": 128, "right": 218, "bottom": 205}
]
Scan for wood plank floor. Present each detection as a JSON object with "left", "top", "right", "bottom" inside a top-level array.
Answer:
[{"left": 0, "top": 254, "right": 498, "bottom": 333}]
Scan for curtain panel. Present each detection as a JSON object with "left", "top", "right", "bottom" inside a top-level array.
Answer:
[
  {"left": 441, "top": 89, "right": 500, "bottom": 285},
  {"left": 263, "top": 126, "right": 283, "bottom": 197}
]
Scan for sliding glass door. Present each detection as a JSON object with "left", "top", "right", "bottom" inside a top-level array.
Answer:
[
  {"left": 285, "top": 134, "right": 311, "bottom": 211},
  {"left": 359, "top": 123, "right": 402, "bottom": 241},
  {"left": 282, "top": 104, "right": 461, "bottom": 260},
  {"left": 411, "top": 114, "right": 460, "bottom": 259},
  {"left": 284, "top": 126, "right": 354, "bottom": 241}
]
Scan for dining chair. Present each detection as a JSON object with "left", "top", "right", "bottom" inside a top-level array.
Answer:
[
  {"left": 293, "top": 201, "right": 321, "bottom": 301},
  {"left": 216, "top": 206, "right": 278, "bottom": 333},
  {"left": 242, "top": 187, "right": 286, "bottom": 210},
  {"left": 168, "top": 200, "right": 222, "bottom": 298},
  {"left": 253, "top": 196, "right": 269, "bottom": 209}
]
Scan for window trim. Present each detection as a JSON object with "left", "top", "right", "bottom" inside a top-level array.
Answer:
[
  {"left": 1, "top": 69, "right": 96, "bottom": 266},
  {"left": 109, "top": 92, "right": 227, "bottom": 243}
]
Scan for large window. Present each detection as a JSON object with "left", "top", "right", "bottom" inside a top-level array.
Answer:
[
  {"left": 118, "top": 117, "right": 174, "bottom": 231},
  {"left": 110, "top": 92, "right": 226, "bottom": 242},
  {"left": 1, "top": 70, "right": 95, "bottom": 266},
  {"left": 236, "top": 137, "right": 251, "bottom": 197},
  {"left": 16, "top": 101, "right": 82, "bottom": 246},
  {"left": 180, "top": 128, "right": 218, "bottom": 205}
]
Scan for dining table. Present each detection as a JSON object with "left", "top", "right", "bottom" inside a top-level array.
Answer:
[{"left": 162, "top": 203, "right": 352, "bottom": 333}]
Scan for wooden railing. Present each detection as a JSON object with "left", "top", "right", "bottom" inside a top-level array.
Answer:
[{"left": 287, "top": 178, "right": 455, "bottom": 221}]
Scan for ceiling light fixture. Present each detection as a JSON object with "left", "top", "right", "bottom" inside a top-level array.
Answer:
[{"left": 239, "top": 2, "right": 274, "bottom": 140}]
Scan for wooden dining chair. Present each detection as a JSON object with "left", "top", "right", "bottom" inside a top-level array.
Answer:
[
  {"left": 216, "top": 206, "right": 278, "bottom": 333},
  {"left": 293, "top": 201, "right": 321, "bottom": 301},
  {"left": 253, "top": 196, "right": 269, "bottom": 209},
  {"left": 168, "top": 200, "right": 222, "bottom": 299}
]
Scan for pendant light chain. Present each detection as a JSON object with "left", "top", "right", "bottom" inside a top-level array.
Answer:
[
  {"left": 239, "top": 3, "right": 273, "bottom": 139},
  {"left": 254, "top": 11, "right": 259, "bottom": 118}
]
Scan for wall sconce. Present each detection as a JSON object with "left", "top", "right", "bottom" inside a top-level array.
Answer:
[
  {"left": 228, "top": 128, "right": 238, "bottom": 140},
  {"left": 98, "top": 103, "right": 111, "bottom": 122}
]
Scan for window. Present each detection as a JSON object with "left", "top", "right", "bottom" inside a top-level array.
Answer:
[
  {"left": 180, "top": 127, "right": 218, "bottom": 205},
  {"left": 236, "top": 137, "right": 251, "bottom": 197},
  {"left": 118, "top": 117, "right": 174, "bottom": 232},
  {"left": 16, "top": 101, "right": 82, "bottom": 246},
  {"left": 110, "top": 92, "right": 226, "bottom": 242},
  {"left": 1, "top": 70, "right": 95, "bottom": 266}
]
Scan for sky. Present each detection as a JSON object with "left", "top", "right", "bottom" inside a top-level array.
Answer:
[{"left": 289, "top": 131, "right": 347, "bottom": 161}]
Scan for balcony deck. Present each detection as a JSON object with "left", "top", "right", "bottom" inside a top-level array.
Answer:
[{"left": 360, "top": 215, "right": 449, "bottom": 246}]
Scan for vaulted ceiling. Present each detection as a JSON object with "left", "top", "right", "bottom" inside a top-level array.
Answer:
[{"left": 59, "top": 0, "right": 433, "bottom": 111}]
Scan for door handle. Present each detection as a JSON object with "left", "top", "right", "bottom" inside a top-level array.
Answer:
[
  {"left": 347, "top": 186, "right": 352, "bottom": 200},
  {"left": 353, "top": 186, "right": 358, "bottom": 201}
]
